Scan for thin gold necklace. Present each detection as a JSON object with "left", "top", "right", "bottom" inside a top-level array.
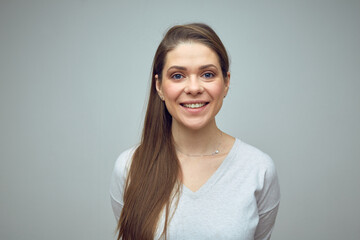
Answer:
[{"left": 175, "top": 131, "right": 223, "bottom": 157}]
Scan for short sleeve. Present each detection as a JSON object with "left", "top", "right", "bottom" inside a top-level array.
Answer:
[
  {"left": 109, "top": 147, "right": 135, "bottom": 221},
  {"left": 254, "top": 155, "right": 281, "bottom": 239}
]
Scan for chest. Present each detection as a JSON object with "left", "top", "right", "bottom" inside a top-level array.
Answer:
[
  {"left": 179, "top": 154, "right": 226, "bottom": 192},
  {"left": 165, "top": 187, "right": 259, "bottom": 240}
]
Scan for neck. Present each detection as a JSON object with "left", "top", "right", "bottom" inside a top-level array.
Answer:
[{"left": 171, "top": 120, "right": 222, "bottom": 156}]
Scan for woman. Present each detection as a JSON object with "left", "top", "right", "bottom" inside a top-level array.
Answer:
[{"left": 110, "top": 23, "right": 280, "bottom": 240}]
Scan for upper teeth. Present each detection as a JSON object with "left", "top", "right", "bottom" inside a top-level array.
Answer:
[{"left": 183, "top": 103, "right": 206, "bottom": 108}]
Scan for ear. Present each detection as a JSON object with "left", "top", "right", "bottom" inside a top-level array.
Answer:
[
  {"left": 224, "top": 72, "right": 230, "bottom": 97},
  {"left": 155, "top": 74, "right": 164, "bottom": 100}
]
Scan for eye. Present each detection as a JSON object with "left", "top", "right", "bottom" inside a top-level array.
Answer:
[
  {"left": 202, "top": 72, "right": 215, "bottom": 79},
  {"left": 171, "top": 73, "right": 184, "bottom": 80}
]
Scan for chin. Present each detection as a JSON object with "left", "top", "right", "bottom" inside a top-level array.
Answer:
[{"left": 177, "top": 119, "right": 213, "bottom": 131}]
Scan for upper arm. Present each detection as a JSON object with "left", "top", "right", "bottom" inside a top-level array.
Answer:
[
  {"left": 254, "top": 155, "right": 281, "bottom": 239},
  {"left": 109, "top": 148, "right": 134, "bottom": 221}
]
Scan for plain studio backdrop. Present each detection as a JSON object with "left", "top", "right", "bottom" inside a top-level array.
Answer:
[{"left": 1, "top": 0, "right": 359, "bottom": 239}]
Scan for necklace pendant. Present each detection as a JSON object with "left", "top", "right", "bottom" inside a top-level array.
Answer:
[{"left": 214, "top": 150, "right": 219, "bottom": 155}]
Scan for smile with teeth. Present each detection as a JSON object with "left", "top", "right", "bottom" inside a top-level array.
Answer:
[{"left": 181, "top": 102, "right": 208, "bottom": 109}]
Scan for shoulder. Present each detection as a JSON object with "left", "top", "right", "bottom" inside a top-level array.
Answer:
[
  {"left": 110, "top": 146, "right": 138, "bottom": 194},
  {"left": 110, "top": 146, "right": 137, "bottom": 204},
  {"left": 233, "top": 139, "right": 276, "bottom": 172},
  {"left": 234, "top": 139, "right": 280, "bottom": 213},
  {"left": 231, "top": 139, "right": 280, "bottom": 210},
  {"left": 113, "top": 146, "right": 137, "bottom": 179},
  {"left": 110, "top": 146, "right": 137, "bottom": 219}
]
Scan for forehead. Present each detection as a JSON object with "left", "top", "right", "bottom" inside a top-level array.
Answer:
[{"left": 164, "top": 43, "right": 220, "bottom": 69}]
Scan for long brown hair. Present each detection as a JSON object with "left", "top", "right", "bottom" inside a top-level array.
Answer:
[{"left": 117, "top": 23, "right": 230, "bottom": 240}]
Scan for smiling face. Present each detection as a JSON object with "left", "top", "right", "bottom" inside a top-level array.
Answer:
[{"left": 156, "top": 42, "right": 230, "bottom": 131}]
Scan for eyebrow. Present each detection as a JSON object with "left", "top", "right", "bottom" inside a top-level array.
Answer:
[
  {"left": 166, "top": 64, "right": 218, "bottom": 73},
  {"left": 199, "top": 64, "right": 218, "bottom": 70},
  {"left": 167, "top": 66, "right": 186, "bottom": 72}
]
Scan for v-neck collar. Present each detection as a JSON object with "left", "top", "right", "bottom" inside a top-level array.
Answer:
[{"left": 181, "top": 138, "right": 239, "bottom": 199}]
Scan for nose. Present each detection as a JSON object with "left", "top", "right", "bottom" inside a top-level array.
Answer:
[{"left": 184, "top": 75, "right": 204, "bottom": 95}]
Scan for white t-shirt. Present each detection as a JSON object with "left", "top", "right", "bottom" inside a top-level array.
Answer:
[{"left": 110, "top": 139, "right": 280, "bottom": 240}]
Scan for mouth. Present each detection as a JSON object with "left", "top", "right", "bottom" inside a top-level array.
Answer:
[{"left": 180, "top": 102, "right": 209, "bottom": 109}]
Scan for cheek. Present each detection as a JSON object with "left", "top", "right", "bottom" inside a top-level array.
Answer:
[
  {"left": 162, "top": 83, "right": 182, "bottom": 100},
  {"left": 209, "top": 83, "right": 226, "bottom": 99}
]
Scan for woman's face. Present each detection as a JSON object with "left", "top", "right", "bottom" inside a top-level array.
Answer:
[{"left": 156, "top": 42, "right": 230, "bottom": 131}]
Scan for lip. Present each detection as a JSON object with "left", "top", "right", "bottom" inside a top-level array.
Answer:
[
  {"left": 180, "top": 100, "right": 209, "bottom": 104},
  {"left": 180, "top": 101, "right": 209, "bottom": 113}
]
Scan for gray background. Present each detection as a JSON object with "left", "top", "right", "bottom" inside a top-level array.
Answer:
[{"left": 1, "top": 0, "right": 359, "bottom": 239}]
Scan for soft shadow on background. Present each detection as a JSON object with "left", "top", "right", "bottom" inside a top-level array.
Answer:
[{"left": 1, "top": 0, "right": 359, "bottom": 239}]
